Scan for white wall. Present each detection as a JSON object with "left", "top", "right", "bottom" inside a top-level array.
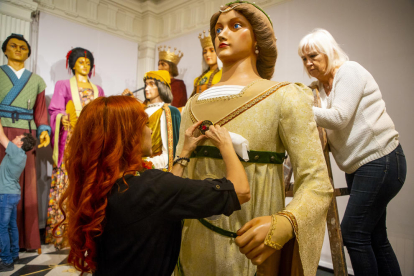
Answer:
[
  {"left": 35, "top": 12, "right": 138, "bottom": 228},
  {"left": 158, "top": 0, "right": 414, "bottom": 274}
]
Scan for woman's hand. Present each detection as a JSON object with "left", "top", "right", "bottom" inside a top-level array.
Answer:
[
  {"left": 205, "top": 125, "right": 232, "bottom": 151},
  {"left": 235, "top": 216, "right": 276, "bottom": 265},
  {"left": 180, "top": 121, "right": 206, "bottom": 158}
]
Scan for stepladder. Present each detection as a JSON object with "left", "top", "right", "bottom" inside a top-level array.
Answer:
[{"left": 284, "top": 85, "right": 349, "bottom": 276}]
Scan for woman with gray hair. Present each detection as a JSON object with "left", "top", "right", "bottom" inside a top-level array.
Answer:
[{"left": 298, "top": 28, "right": 406, "bottom": 276}]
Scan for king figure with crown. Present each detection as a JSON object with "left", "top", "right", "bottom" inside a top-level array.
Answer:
[{"left": 157, "top": 46, "right": 187, "bottom": 109}]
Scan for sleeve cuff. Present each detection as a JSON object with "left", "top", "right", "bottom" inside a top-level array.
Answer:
[{"left": 37, "top": 125, "right": 51, "bottom": 139}]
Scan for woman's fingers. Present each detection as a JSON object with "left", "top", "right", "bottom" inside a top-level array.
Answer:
[
  {"left": 186, "top": 121, "right": 204, "bottom": 136},
  {"left": 195, "top": 134, "right": 207, "bottom": 142}
]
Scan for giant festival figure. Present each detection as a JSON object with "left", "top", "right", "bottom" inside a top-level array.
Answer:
[
  {"left": 0, "top": 33, "right": 51, "bottom": 250},
  {"left": 46, "top": 47, "right": 105, "bottom": 249},
  {"left": 176, "top": 2, "right": 333, "bottom": 276}
]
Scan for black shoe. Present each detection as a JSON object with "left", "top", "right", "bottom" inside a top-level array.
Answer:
[
  {"left": 13, "top": 256, "right": 19, "bottom": 264},
  {"left": 0, "top": 260, "right": 14, "bottom": 272}
]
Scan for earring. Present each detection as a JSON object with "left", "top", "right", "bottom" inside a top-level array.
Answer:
[{"left": 255, "top": 46, "right": 259, "bottom": 55}]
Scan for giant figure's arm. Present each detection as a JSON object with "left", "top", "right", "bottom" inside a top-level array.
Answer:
[{"left": 33, "top": 90, "right": 51, "bottom": 147}]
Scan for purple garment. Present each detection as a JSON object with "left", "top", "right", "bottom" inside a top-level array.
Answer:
[{"left": 48, "top": 79, "right": 104, "bottom": 167}]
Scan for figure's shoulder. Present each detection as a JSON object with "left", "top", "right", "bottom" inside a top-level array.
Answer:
[
  {"left": 167, "top": 105, "right": 181, "bottom": 115},
  {"left": 280, "top": 82, "right": 312, "bottom": 94},
  {"left": 55, "top": 79, "right": 70, "bottom": 86},
  {"left": 274, "top": 82, "right": 314, "bottom": 106},
  {"left": 30, "top": 72, "right": 46, "bottom": 83},
  {"left": 95, "top": 84, "right": 104, "bottom": 94},
  {"left": 172, "top": 78, "right": 183, "bottom": 83}
]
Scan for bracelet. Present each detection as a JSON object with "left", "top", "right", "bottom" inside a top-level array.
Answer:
[{"left": 173, "top": 156, "right": 190, "bottom": 166}]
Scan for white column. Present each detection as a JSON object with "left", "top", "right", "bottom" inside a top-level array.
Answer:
[
  {"left": 107, "top": 4, "right": 118, "bottom": 30},
  {"left": 137, "top": 40, "right": 156, "bottom": 92},
  {"left": 136, "top": 12, "right": 159, "bottom": 91},
  {"left": 87, "top": 0, "right": 99, "bottom": 23},
  {"left": 0, "top": 0, "right": 38, "bottom": 67},
  {"left": 125, "top": 11, "right": 135, "bottom": 36}
]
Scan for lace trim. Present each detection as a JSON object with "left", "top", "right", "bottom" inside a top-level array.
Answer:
[
  {"left": 195, "top": 79, "right": 263, "bottom": 104},
  {"left": 264, "top": 214, "right": 283, "bottom": 250}
]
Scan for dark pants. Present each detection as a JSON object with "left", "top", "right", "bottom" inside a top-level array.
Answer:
[{"left": 341, "top": 144, "right": 406, "bottom": 276}]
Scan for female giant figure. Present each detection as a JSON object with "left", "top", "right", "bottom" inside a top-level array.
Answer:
[
  {"left": 46, "top": 48, "right": 105, "bottom": 248},
  {"left": 176, "top": 2, "right": 333, "bottom": 276}
]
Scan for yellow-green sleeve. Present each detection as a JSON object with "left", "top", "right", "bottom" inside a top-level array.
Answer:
[{"left": 278, "top": 83, "right": 333, "bottom": 276}]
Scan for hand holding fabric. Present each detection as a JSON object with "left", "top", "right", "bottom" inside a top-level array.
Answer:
[
  {"left": 205, "top": 125, "right": 233, "bottom": 151},
  {"left": 38, "top": 131, "right": 50, "bottom": 148},
  {"left": 180, "top": 121, "right": 206, "bottom": 157}
]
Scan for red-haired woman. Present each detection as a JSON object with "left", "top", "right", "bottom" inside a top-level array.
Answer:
[{"left": 57, "top": 96, "right": 250, "bottom": 276}]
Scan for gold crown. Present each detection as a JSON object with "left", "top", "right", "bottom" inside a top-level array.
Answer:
[
  {"left": 199, "top": 30, "right": 213, "bottom": 49},
  {"left": 158, "top": 46, "right": 183, "bottom": 65}
]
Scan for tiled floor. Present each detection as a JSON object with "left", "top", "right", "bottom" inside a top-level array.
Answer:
[
  {"left": 2, "top": 244, "right": 91, "bottom": 276},
  {"left": 4, "top": 244, "right": 335, "bottom": 275},
  {"left": 3, "top": 239, "right": 334, "bottom": 276}
]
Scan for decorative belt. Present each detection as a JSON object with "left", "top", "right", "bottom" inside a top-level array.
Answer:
[
  {"left": 191, "top": 145, "right": 286, "bottom": 164},
  {"left": 198, "top": 218, "right": 238, "bottom": 238},
  {"left": 0, "top": 104, "right": 34, "bottom": 123}
]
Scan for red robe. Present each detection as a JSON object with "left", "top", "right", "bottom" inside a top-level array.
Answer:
[{"left": 170, "top": 78, "right": 187, "bottom": 108}]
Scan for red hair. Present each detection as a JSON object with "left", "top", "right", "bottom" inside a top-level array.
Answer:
[{"left": 56, "top": 96, "right": 148, "bottom": 274}]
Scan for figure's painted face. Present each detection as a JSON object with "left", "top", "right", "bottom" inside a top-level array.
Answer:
[
  {"left": 214, "top": 10, "right": 256, "bottom": 63},
  {"left": 5, "top": 38, "right": 29, "bottom": 62},
  {"left": 141, "top": 124, "right": 153, "bottom": 157},
  {"left": 12, "top": 135, "right": 25, "bottom": 148},
  {"left": 203, "top": 46, "right": 218, "bottom": 66},
  {"left": 145, "top": 79, "right": 160, "bottom": 102},
  {"left": 301, "top": 47, "right": 328, "bottom": 79},
  {"left": 158, "top": 60, "right": 170, "bottom": 72},
  {"left": 73, "top": 57, "right": 91, "bottom": 76}
]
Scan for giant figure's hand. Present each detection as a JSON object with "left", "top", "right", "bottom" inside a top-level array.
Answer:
[
  {"left": 235, "top": 216, "right": 276, "bottom": 265},
  {"left": 61, "top": 115, "right": 70, "bottom": 130},
  {"left": 122, "top": 89, "right": 134, "bottom": 97},
  {"left": 38, "top": 131, "right": 50, "bottom": 148}
]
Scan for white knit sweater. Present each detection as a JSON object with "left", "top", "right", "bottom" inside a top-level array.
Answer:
[{"left": 312, "top": 61, "right": 399, "bottom": 173}]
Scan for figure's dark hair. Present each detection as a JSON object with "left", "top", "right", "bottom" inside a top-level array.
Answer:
[
  {"left": 159, "top": 60, "right": 179, "bottom": 77},
  {"left": 21, "top": 133, "right": 36, "bottom": 152},
  {"left": 68, "top": 47, "right": 94, "bottom": 75},
  {"left": 210, "top": 3, "right": 277, "bottom": 80},
  {"left": 2, "top": 34, "right": 31, "bottom": 58},
  {"left": 144, "top": 78, "right": 173, "bottom": 104}
]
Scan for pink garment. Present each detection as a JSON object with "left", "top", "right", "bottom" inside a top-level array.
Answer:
[{"left": 48, "top": 79, "right": 104, "bottom": 166}]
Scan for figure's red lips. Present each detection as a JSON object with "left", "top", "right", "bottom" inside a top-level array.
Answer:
[{"left": 219, "top": 43, "right": 229, "bottom": 48}]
